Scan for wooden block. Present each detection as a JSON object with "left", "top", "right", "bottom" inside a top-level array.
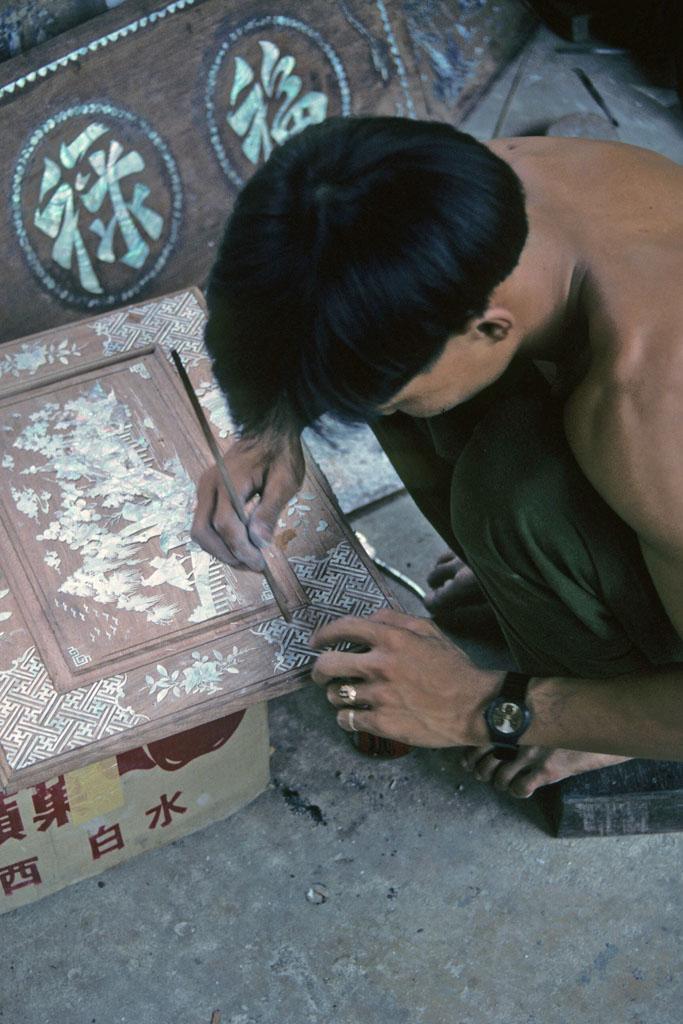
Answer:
[
  {"left": 537, "top": 759, "right": 683, "bottom": 837},
  {"left": 528, "top": 1, "right": 593, "bottom": 43},
  {"left": 0, "top": 287, "right": 400, "bottom": 791}
]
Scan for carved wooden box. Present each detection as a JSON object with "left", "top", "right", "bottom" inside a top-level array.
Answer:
[{"left": 0, "top": 287, "right": 397, "bottom": 789}]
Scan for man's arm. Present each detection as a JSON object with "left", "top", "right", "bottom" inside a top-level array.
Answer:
[
  {"left": 565, "top": 363, "right": 683, "bottom": 641},
  {"left": 487, "top": 666, "right": 683, "bottom": 761},
  {"left": 308, "top": 366, "right": 683, "bottom": 761},
  {"left": 310, "top": 611, "right": 683, "bottom": 759}
]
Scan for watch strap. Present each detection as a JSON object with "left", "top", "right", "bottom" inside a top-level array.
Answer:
[
  {"left": 499, "top": 671, "right": 531, "bottom": 702},
  {"left": 492, "top": 744, "right": 518, "bottom": 762}
]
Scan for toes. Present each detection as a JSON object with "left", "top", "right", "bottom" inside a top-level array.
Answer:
[
  {"left": 426, "top": 552, "right": 460, "bottom": 589},
  {"left": 460, "top": 746, "right": 498, "bottom": 780},
  {"left": 490, "top": 747, "right": 542, "bottom": 793},
  {"left": 426, "top": 564, "right": 456, "bottom": 591},
  {"left": 508, "top": 772, "right": 538, "bottom": 799},
  {"left": 460, "top": 746, "right": 490, "bottom": 773},
  {"left": 473, "top": 752, "right": 503, "bottom": 783},
  {"left": 492, "top": 761, "right": 523, "bottom": 793},
  {"left": 460, "top": 746, "right": 549, "bottom": 797},
  {"left": 461, "top": 743, "right": 583, "bottom": 799},
  {"left": 508, "top": 768, "right": 554, "bottom": 799}
]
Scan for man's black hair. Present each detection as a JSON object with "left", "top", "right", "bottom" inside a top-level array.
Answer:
[{"left": 204, "top": 116, "right": 528, "bottom": 436}]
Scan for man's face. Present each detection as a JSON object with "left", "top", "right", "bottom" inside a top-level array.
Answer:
[{"left": 378, "top": 317, "right": 515, "bottom": 418}]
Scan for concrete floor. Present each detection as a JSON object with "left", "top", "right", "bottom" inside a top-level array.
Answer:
[{"left": 3, "top": 21, "right": 683, "bottom": 1024}]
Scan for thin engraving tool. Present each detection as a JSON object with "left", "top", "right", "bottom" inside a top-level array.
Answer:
[{"left": 170, "top": 348, "right": 296, "bottom": 621}]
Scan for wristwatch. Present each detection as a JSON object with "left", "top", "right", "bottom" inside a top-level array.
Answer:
[{"left": 483, "top": 671, "right": 533, "bottom": 761}]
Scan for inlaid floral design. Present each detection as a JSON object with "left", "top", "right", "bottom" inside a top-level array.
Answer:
[
  {"left": 143, "top": 646, "right": 241, "bottom": 702},
  {"left": 0, "top": 338, "right": 81, "bottom": 380},
  {"left": 277, "top": 493, "right": 317, "bottom": 530}
]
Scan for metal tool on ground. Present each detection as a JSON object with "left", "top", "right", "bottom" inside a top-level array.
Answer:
[
  {"left": 572, "top": 66, "right": 620, "bottom": 126},
  {"left": 555, "top": 45, "right": 628, "bottom": 54},
  {"left": 355, "top": 531, "right": 426, "bottom": 600},
  {"left": 170, "top": 348, "right": 296, "bottom": 621}
]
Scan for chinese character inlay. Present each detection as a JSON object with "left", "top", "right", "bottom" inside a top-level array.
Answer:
[
  {"left": 33, "top": 123, "right": 164, "bottom": 296},
  {"left": 227, "top": 40, "right": 328, "bottom": 165},
  {"left": 12, "top": 103, "right": 183, "bottom": 309}
]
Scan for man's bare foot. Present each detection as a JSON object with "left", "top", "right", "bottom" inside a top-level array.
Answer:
[
  {"left": 460, "top": 745, "right": 632, "bottom": 798},
  {"left": 424, "top": 551, "right": 485, "bottom": 620},
  {"left": 424, "top": 551, "right": 509, "bottom": 654}
]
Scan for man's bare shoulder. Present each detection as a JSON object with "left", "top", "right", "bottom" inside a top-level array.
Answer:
[
  {"left": 495, "top": 137, "right": 683, "bottom": 251},
  {"left": 564, "top": 322, "right": 683, "bottom": 552},
  {"left": 564, "top": 339, "right": 683, "bottom": 638}
]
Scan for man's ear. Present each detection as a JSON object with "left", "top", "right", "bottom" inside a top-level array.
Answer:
[{"left": 474, "top": 308, "right": 514, "bottom": 343}]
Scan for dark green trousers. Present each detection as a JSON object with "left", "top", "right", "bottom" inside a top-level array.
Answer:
[{"left": 372, "top": 362, "right": 683, "bottom": 678}]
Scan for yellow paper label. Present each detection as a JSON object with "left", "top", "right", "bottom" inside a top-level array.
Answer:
[{"left": 64, "top": 757, "right": 124, "bottom": 825}]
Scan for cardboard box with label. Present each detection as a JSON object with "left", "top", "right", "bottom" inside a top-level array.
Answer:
[{"left": 1, "top": 706, "right": 269, "bottom": 912}]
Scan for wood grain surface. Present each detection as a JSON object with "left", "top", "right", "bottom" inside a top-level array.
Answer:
[{"left": 538, "top": 757, "right": 683, "bottom": 837}]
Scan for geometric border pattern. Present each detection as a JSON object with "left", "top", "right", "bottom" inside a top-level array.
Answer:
[
  {"left": 0, "top": 0, "right": 416, "bottom": 118},
  {"left": 91, "top": 289, "right": 207, "bottom": 366},
  {"left": 0, "top": 1, "right": 200, "bottom": 102},
  {"left": 252, "top": 540, "right": 389, "bottom": 673},
  {"left": 0, "top": 648, "right": 147, "bottom": 773}
]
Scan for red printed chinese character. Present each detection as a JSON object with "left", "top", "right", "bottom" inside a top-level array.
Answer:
[
  {"left": 88, "top": 823, "right": 124, "bottom": 860},
  {"left": 0, "top": 794, "right": 26, "bottom": 846},
  {"left": 32, "top": 777, "right": 70, "bottom": 831},
  {"left": 145, "top": 791, "right": 187, "bottom": 830},
  {"left": 0, "top": 856, "right": 41, "bottom": 895}
]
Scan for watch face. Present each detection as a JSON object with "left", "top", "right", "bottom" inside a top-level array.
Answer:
[{"left": 490, "top": 700, "right": 524, "bottom": 735}]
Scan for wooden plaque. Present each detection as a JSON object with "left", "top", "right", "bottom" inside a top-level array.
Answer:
[
  {"left": 0, "top": 288, "right": 399, "bottom": 789},
  {"left": 0, "top": 342, "right": 305, "bottom": 693},
  {"left": 0, "top": 0, "right": 534, "bottom": 344}
]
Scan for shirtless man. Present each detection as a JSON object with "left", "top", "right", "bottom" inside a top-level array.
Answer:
[{"left": 192, "top": 117, "right": 683, "bottom": 798}]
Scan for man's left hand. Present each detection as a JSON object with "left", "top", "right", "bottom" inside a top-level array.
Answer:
[{"left": 310, "top": 609, "right": 503, "bottom": 748}]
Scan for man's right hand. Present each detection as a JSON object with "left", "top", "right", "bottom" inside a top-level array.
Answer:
[{"left": 191, "top": 431, "right": 305, "bottom": 572}]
